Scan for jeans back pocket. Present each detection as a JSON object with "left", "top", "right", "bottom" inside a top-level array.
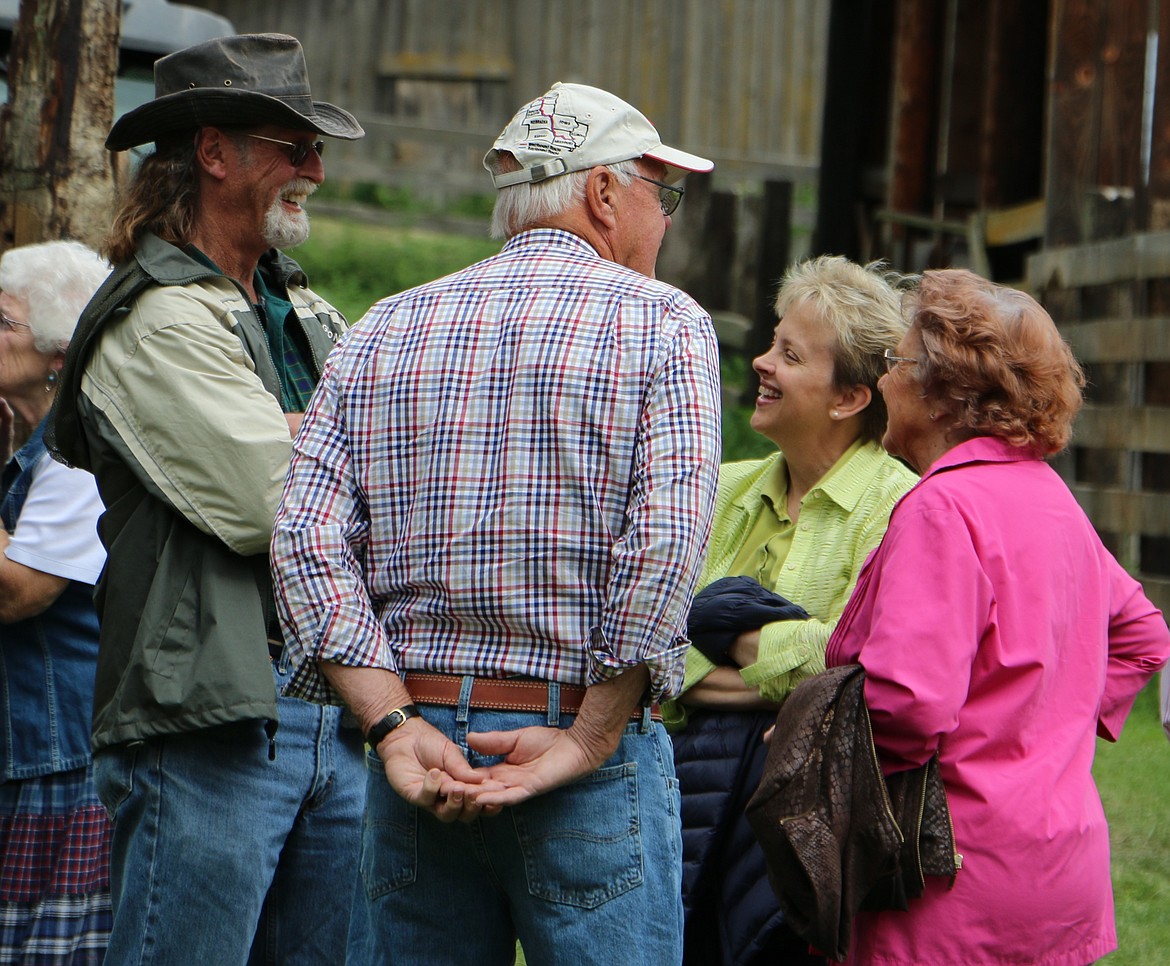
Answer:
[{"left": 511, "top": 760, "right": 642, "bottom": 909}]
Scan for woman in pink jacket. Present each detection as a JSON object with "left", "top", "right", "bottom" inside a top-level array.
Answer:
[{"left": 825, "top": 269, "right": 1170, "bottom": 965}]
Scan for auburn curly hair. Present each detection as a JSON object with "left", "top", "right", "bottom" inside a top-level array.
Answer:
[{"left": 905, "top": 269, "right": 1085, "bottom": 455}]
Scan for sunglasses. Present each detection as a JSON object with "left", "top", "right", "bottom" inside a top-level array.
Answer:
[
  {"left": 634, "top": 174, "right": 685, "bottom": 216},
  {"left": 246, "top": 134, "right": 326, "bottom": 167},
  {"left": 0, "top": 311, "right": 31, "bottom": 333}
]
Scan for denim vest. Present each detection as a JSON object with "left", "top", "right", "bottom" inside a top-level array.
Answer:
[{"left": 1, "top": 419, "right": 101, "bottom": 780}]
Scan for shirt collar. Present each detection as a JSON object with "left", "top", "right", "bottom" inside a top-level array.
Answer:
[
  {"left": 920, "top": 435, "right": 1046, "bottom": 483},
  {"left": 753, "top": 438, "right": 891, "bottom": 519},
  {"left": 815, "top": 438, "right": 875, "bottom": 511},
  {"left": 503, "top": 228, "right": 603, "bottom": 261}
]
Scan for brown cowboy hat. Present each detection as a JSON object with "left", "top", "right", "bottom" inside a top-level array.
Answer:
[{"left": 106, "top": 32, "right": 365, "bottom": 151}]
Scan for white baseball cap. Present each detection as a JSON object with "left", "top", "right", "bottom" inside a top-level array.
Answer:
[{"left": 484, "top": 82, "right": 714, "bottom": 188}]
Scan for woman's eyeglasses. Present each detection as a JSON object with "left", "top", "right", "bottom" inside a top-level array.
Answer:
[
  {"left": 0, "top": 311, "right": 31, "bottom": 333},
  {"left": 883, "top": 348, "right": 920, "bottom": 373},
  {"left": 634, "top": 174, "right": 685, "bottom": 216},
  {"left": 246, "top": 134, "right": 326, "bottom": 167}
]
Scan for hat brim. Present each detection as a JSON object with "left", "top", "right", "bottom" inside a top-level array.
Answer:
[
  {"left": 644, "top": 144, "right": 715, "bottom": 184},
  {"left": 106, "top": 88, "right": 365, "bottom": 151}
]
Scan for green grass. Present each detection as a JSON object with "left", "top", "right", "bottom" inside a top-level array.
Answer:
[
  {"left": 1096, "top": 680, "right": 1170, "bottom": 964},
  {"left": 291, "top": 213, "right": 502, "bottom": 324}
]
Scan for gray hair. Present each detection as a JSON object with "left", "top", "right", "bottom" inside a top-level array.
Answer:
[
  {"left": 488, "top": 156, "right": 640, "bottom": 239},
  {"left": 0, "top": 240, "right": 111, "bottom": 354},
  {"left": 774, "top": 255, "right": 913, "bottom": 443}
]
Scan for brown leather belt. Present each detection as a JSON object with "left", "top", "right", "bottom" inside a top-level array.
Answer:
[{"left": 404, "top": 672, "right": 662, "bottom": 722}]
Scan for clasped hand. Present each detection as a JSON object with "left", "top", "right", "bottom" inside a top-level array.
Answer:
[{"left": 378, "top": 717, "right": 609, "bottom": 823}]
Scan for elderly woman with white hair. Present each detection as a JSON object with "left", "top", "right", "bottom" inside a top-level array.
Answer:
[{"left": 0, "top": 240, "right": 112, "bottom": 963}]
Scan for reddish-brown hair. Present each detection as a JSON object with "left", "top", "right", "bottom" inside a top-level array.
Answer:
[{"left": 906, "top": 269, "right": 1085, "bottom": 454}]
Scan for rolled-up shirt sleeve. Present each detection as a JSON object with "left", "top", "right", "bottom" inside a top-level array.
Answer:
[
  {"left": 585, "top": 315, "right": 722, "bottom": 699},
  {"left": 272, "top": 367, "right": 392, "bottom": 705}
]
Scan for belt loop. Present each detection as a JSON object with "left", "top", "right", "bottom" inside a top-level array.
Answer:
[
  {"left": 547, "top": 681, "right": 560, "bottom": 726},
  {"left": 640, "top": 703, "right": 652, "bottom": 733},
  {"left": 457, "top": 675, "right": 474, "bottom": 725}
]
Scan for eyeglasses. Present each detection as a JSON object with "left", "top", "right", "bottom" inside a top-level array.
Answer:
[
  {"left": 246, "top": 134, "right": 326, "bottom": 167},
  {"left": 634, "top": 174, "right": 685, "bottom": 216},
  {"left": 883, "top": 348, "right": 920, "bottom": 373},
  {"left": 0, "top": 311, "right": 31, "bottom": 333}
]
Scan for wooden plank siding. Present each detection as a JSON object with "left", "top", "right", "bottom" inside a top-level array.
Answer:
[
  {"left": 867, "top": 0, "right": 1049, "bottom": 276},
  {"left": 1029, "top": 231, "right": 1170, "bottom": 613},
  {"left": 1032, "top": 0, "right": 1170, "bottom": 613},
  {"left": 190, "top": 0, "right": 829, "bottom": 197}
]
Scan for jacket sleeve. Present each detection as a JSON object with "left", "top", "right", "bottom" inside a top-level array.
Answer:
[
  {"left": 1096, "top": 561, "right": 1170, "bottom": 741},
  {"left": 80, "top": 294, "right": 293, "bottom": 556}
]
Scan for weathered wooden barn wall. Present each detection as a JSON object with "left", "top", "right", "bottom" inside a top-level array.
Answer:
[
  {"left": 189, "top": 0, "right": 829, "bottom": 195},
  {"left": 1027, "top": 0, "right": 1170, "bottom": 613}
]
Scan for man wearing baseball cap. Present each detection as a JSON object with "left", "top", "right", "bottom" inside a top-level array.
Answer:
[
  {"left": 271, "top": 81, "right": 722, "bottom": 962},
  {"left": 51, "top": 33, "right": 368, "bottom": 963}
]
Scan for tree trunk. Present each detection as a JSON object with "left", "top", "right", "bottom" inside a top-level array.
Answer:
[{"left": 0, "top": 0, "right": 121, "bottom": 254}]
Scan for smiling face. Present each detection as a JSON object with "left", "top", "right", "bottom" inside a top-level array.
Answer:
[
  {"left": 230, "top": 125, "right": 324, "bottom": 251},
  {"left": 750, "top": 297, "right": 842, "bottom": 451}
]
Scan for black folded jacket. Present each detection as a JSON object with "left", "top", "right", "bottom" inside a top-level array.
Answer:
[{"left": 687, "top": 576, "right": 810, "bottom": 666}]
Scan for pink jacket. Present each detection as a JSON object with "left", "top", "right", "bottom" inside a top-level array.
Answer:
[{"left": 825, "top": 436, "right": 1170, "bottom": 966}]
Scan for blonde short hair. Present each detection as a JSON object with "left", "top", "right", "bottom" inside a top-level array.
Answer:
[{"left": 774, "top": 255, "right": 911, "bottom": 443}]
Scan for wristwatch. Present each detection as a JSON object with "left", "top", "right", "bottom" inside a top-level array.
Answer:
[{"left": 365, "top": 704, "right": 421, "bottom": 748}]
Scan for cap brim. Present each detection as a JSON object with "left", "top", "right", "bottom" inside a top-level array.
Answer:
[
  {"left": 106, "top": 88, "right": 365, "bottom": 151},
  {"left": 644, "top": 144, "right": 714, "bottom": 184}
]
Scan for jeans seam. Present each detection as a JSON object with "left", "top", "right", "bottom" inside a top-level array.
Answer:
[{"left": 138, "top": 739, "right": 165, "bottom": 964}]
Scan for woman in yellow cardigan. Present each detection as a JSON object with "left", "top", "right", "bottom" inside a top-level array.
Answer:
[{"left": 670, "top": 255, "right": 917, "bottom": 966}]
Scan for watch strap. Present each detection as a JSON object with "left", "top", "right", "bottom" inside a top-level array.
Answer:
[{"left": 365, "top": 704, "right": 421, "bottom": 747}]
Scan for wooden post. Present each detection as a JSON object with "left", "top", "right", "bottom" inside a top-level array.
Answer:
[
  {"left": 884, "top": 0, "right": 942, "bottom": 263},
  {"left": 0, "top": 0, "right": 121, "bottom": 254},
  {"left": 752, "top": 180, "right": 792, "bottom": 349},
  {"left": 811, "top": 0, "right": 879, "bottom": 260},
  {"left": 1043, "top": 0, "right": 1104, "bottom": 249}
]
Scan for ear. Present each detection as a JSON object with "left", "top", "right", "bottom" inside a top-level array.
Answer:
[
  {"left": 194, "top": 127, "right": 231, "bottom": 181},
  {"left": 584, "top": 166, "right": 620, "bottom": 230},
  {"left": 831, "top": 383, "right": 872, "bottom": 420}
]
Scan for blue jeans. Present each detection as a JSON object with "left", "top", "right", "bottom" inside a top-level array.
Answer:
[
  {"left": 350, "top": 683, "right": 684, "bottom": 966},
  {"left": 93, "top": 660, "right": 367, "bottom": 965}
]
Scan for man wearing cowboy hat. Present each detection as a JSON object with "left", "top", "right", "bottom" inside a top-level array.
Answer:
[
  {"left": 270, "top": 81, "right": 722, "bottom": 963},
  {"left": 50, "top": 33, "right": 368, "bottom": 963}
]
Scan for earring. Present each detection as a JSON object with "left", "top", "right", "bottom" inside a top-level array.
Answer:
[
  {"left": 831, "top": 410, "right": 840, "bottom": 418},
  {"left": 928, "top": 410, "right": 937, "bottom": 421},
  {"left": 45, "top": 370, "right": 58, "bottom": 394}
]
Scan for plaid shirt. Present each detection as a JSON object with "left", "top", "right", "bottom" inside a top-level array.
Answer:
[{"left": 273, "top": 229, "right": 722, "bottom": 704}]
